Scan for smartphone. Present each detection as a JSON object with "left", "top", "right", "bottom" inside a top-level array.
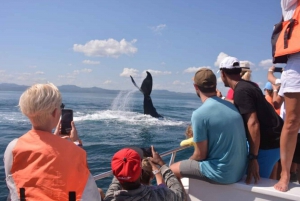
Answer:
[
  {"left": 141, "top": 147, "right": 153, "bottom": 157},
  {"left": 61, "top": 109, "right": 73, "bottom": 135},
  {"left": 274, "top": 67, "right": 283, "bottom": 73}
]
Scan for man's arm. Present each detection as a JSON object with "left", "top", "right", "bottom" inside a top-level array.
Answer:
[
  {"left": 243, "top": 112, "right": 261, "bottom": 184},
  {"left": 104, "top": 177, "right": 121, "bottom": 201},
  {"left": 189, "top": 140, "right": 208, "bottom": 161},
  {"left": 160, "top": 165, "right": 186, "bottom": 201},
  {"left": 149, "top": 146, "right": 185, "bottom": 201}
]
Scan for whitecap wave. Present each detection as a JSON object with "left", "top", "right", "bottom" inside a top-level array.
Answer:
[{"left": 74, "top": 110, "right": 185, "bottom": 126}]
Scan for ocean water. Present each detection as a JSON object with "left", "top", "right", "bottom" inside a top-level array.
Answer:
[{"left": 0, "top": 90, "right": 200, "bottom": 200}]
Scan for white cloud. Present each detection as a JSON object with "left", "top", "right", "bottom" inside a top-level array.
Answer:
[
  {"left": 58, "top": 73, "right": 76, "bottom": 79},
  {"left": 17, "top": 73, "right": 31, "bottom": 81},
  {"left": 104, "top": 80, "right": 112, "bottom": 84},
  {"left": 73, "top": 38, "right": 138, "bottom": 58},
  {"left": 73, "top": 68, "right": 92, "bottom": 75},
  {"left": 214, "top": 52, "right": 229, "bottom": 67},
  {"left": 81, "top": 68, "right": 92, "bottom": 73},
  {"left": 35, "top": 71, "right": 44, "bottom": 75},
  {"left": 173, "top": 80, "right": 187, "bottom": 86},
  {"left": 142, "top": 69, "right": 172, "bottom": 75},
  {"left": 183, "top": 66, "right": 211, "bottom": 73},
  {"left": 120, "top": 68, "right": 139, "bottom": 77},
  {"left": 82, "top": 60, "right": 100, "bottom": 65},
  {"left": 150, "top": 24, "right": 166, "bottom": 34},
  {"left": 73, "top": 70, "right": 80, "bottom": 75},
  {"left": 259, "top": 59, "right": 273, "bottom": 69}
]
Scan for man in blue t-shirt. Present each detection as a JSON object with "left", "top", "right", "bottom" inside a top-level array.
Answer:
[{"left": 170, "top": 68, "right": 248, "bottom": 184}]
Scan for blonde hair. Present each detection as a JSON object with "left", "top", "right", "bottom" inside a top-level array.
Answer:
[
  {"left": 141, "top": 158, "right": 153, "bottom": 185},
  {"left": 240, "top": 69, "right": 252, "bottom": 81},
  {"left": 185, "top": 125, "right": 193, "bottom": 139},
  {"left": 19, "top": 83, "right": 62, "bottom": 126}
]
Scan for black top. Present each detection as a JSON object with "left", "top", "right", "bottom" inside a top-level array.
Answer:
[{"left": 234, "top": 80, "right": 283, "bottom": 149}]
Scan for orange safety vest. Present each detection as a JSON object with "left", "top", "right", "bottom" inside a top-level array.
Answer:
[
  {"left": 11, "top": 130, "right": 90, "bottom": 201},
  {"left": 272, "top": 0, "right": 300, "bottom": 63}
]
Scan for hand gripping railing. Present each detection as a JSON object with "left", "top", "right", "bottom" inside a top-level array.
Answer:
[{"left": 93, "top": 146, "right": 190, "bottom": 181}]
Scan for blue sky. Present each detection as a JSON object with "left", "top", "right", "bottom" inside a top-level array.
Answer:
[{"left": 0, "top": 1, "right": 284, "bottom": 94}]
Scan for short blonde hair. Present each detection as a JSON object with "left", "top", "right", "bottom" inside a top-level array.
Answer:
[{"left": 19, "top": 83, "right": 62, "bottom": 126}]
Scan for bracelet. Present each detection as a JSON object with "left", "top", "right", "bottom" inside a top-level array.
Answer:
[
  {"left": 273, "top": 90, "right": 278, "bottom": 92},
  {"left": 268, "top": 70, "right": 273, "bottom": 72},
  {"left": 152, "top": 169, "right": 160, "bottom": 175},
  {"left": 248, "top": 153, "right": 258, "bottom": 160}
]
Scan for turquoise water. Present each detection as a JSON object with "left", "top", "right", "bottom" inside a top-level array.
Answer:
[{"left": 0, "top": 90, "right": 199, "bottom": 200}]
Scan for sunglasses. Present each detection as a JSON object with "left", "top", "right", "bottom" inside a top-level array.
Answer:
[{"left": 60, "top": 103, "right": 65, "bottom": 109}]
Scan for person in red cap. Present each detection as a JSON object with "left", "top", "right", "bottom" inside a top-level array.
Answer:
[{"left": 104, "top": 146, "right": 185, "bottom": 201}]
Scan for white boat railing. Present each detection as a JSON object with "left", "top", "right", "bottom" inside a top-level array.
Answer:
[{"left": 93, "top": 146, "right": 190, "bottom": 181}]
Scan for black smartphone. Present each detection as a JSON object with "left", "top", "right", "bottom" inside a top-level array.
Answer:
[
  {"left": 141, "top": 147, "right": 153, "bottom": 157},
  {"left": 61, "top": 109, "right": 73, "bottom": 135},
  {"left": 274, "top": 67, "right": 283, "bottom": 73}
]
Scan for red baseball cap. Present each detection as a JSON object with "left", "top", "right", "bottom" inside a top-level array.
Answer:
[{"left": 111, "top": 147, "right": 143, "bottom": 183}]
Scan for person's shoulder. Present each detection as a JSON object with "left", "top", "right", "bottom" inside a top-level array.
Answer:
[{"left": 5, "top": 138, "right": 19, "bottom": 152}]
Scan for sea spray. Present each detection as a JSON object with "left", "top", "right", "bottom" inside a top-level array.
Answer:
[{"left": 110, "top": 90, "right": 135, "bottom": 111}]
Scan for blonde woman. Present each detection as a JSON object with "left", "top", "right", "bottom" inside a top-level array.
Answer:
[{"left": 4, "top": 83, "right": 101, "bottom": 201}]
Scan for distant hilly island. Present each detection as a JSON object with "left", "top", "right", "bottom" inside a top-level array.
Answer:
[{"left": 0, "top": 83, "right": 195, "bottom": 97}]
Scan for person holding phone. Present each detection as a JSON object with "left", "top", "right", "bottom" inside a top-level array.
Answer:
[
  {"left": 104, "top": 146, "right": 185, "bottom": 201},
  {"left": 3, "top": 83, "right": 102, "bottom": 201}
]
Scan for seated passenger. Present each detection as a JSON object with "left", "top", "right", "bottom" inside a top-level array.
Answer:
[
  {"left": 140, "top": 158, "right": 165, "bottom": 186},
  {"left": 4, "top": 83, "right": 101, "bottom": 201},
  {"left": 180, "top": 124, "right": 195, "bottom": 147},
  {"left": 104, "top": 146, "right": 185, "bottom": 201},
  {"left": 220, "top": 57, "right": 283, "bottom": 184},
  {"left": 170, "top": 68, "right": 248, "bottom": 185}
]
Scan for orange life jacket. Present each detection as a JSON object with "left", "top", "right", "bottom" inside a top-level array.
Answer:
[
  {"left": 272, "top": 0, "right": 300, "bottom": 63},
  {"left": 11, "top": 130, "right": 90, "bottom": 201}
]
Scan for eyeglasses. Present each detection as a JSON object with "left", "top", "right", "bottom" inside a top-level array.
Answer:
[{"left": 60, "top": 103, "right": 65, "bottom": 109}]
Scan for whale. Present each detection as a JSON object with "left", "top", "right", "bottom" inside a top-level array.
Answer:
[{"left": 130, "top": 71, "right": 163, "bottom": 118}]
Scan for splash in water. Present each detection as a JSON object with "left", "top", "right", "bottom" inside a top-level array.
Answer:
[{"left": 110, "top": 90, "right": 136, "bottom": 111}]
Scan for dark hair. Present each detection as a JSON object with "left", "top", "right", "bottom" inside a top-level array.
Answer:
[
  {"left": 222, "top": 68, "right": 241, "bottom": 75},
  {"left": 197, "top": 85, "right": 216, "bottom": 93},
  {"left": 120, "top": 180, "right": 141, "bottom": 190}
]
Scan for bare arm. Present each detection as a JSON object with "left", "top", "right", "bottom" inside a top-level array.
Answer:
[
  {"left": 267, "top": 67, "right": 278, "bottom": 85},
  {"left": 243, "top": 112, "right": 260, "bottom": 184},
  {"left": 189, "top": 140, "right": 208, "bottom": 161}
]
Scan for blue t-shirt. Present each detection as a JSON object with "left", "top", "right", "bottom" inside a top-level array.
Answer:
[{"left": 192, "top": 97, "right": 247, "bottom": 184}]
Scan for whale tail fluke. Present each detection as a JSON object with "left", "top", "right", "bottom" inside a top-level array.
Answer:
[
  {"left": 130, "top": 75, "right": 144, "bottom": 94},
  {"left": 130, "top": 71, "right": 163, "bottom": 118},
  {"left": 141, "top": 71, "right": 152, "bottom": 96}
]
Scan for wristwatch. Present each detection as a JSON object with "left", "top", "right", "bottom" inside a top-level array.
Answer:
[
  {"left": 248, "top": 153, "right": 258, "bottom": 160},
  {"left": 152, "top": 169, "right": 160, "bottom": 175}
]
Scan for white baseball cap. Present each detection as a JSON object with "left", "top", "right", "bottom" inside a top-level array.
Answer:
[{"left": 217, "top": 56, "right": 240, "bottom": 73}]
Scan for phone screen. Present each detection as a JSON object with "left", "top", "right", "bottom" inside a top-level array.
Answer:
[
  {"left": 61, "top": 109, "right": 73, "bottom": 135},
  {"left": 274, "top": 67, "right": 283, "bottom": 73},
  {"left": 141, "top": 147, "right": 152, "bottom": 157}
]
